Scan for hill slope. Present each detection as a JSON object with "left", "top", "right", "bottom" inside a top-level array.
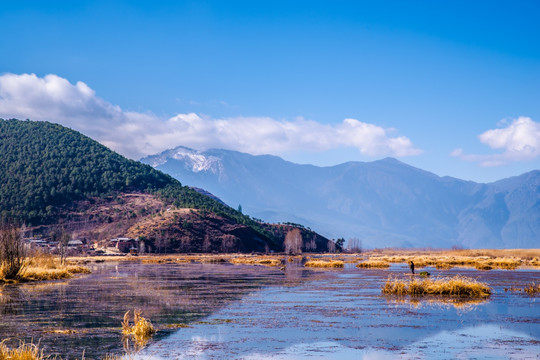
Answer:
[
  {"left": 0, "top": 119, "right": 333, "bottom": 253},
  {"left": 142, "top": 146, "right": 540, "bottom": 248}
]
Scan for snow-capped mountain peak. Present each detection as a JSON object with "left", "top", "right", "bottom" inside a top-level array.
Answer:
[{"left": 142, "top": 146, "right": 222, "bottom": 174}]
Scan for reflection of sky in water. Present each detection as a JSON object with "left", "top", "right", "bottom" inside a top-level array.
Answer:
[{"left": 138, "top": 267, "right": 540, "bottom": 359}]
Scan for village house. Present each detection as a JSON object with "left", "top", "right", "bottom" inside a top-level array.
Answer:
[
  {"left": 108, "top": 237, "right": 137, "bottom": 253},
  {"left": 67, "top": 239, "right": 84, "bottom": 249}
]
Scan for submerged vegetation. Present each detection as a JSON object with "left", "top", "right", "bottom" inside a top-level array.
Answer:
[
  {"left": 525, "top": 282, "right": 540, "bottom": 294},
  {"left": 505, "top": 282, "right": 540, "bottom": 295},
  {"left": 382, "top": 275, "right": 492, "bottom": 298}
]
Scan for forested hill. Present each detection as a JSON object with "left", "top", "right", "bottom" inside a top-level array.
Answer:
[
  {"left": 0, "top": 120, "right": 279, "bottom": 252},
  {"left": 1, "top": 119, "right": 170, "bottom": 224},
  {"left": 0, "top": 119, "right": 334, "bottom": 253}
]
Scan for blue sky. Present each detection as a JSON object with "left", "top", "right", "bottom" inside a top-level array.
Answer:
[{"left": 1, "top": 0, "right": 539, "bottom": 182}]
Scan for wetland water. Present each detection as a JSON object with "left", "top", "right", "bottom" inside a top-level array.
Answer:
[{"left": 0, "top": 261, "right": 538, "bottom": 359}]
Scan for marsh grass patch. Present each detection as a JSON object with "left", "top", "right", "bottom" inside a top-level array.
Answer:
[
  {"left": 0, "top": 339, "right": 44, "bottom": 360},
  {"left": 356, "top": 260, "right": 390, "bottom": 269},
  {"left": 382, "top": 275, "right": 492, "bottom": 298},
  {"left": 122, "top": 310, "right": 156, "bottom": 348},
  {"left": 304, "top": 260, "right": 344, "bottom": 268},
  {"left": 231, "top": 256, "right": 282, "bottom": 267}
]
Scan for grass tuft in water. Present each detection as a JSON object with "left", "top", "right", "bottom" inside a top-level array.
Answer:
[
  {"left": 122, "top": 310, "right": 156, "bottom": 347},
  {"left": 0, "top": 339, "right": 44, "bottom": 360},
  {"left": 356, "top": 260, "right": 390, "bottom": 269},
  {"left": 382, "top": 275, "right": 492, "bottom": 298},
  {"left": 231, "top": 256, "right": 282, "bottom": 267},
  {"left": 19, "top": 253, "right": 91, "bottom": 282},
  {"left": 304, "top": 260, "right": 344, "bottom": 268}
]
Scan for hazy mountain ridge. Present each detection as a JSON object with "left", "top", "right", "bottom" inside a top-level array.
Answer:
[{"left": 142, "top": 146, "right": 540, "bottom": 248}]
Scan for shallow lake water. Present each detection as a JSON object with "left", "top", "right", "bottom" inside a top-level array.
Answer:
[{"left": 0, "top": 260, "right": 538, "bottom": 359}]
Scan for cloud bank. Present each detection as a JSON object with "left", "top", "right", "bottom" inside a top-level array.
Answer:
[
  {"left": 452, "top": 117, "right": 540, "bottom": 166},
  {"left": 0, "top": 73, "right": 422, "bottom": 159}
]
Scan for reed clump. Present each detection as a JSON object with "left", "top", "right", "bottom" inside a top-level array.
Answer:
[
  {"left": 304, "top": 260, "right": 344, "bottom": 268},
  {"left": 524, "top": 282, "right": 540, "bottom": 295},
  {"left": 19, "top": 253, "right": 91, "bottom": 282},
  {"left": 122, "top": 310, "right": 156, "bottom": 346},
  {"left": 230, "top": 256, "right": 282, "bottom": 267},
  {"left": 0, "top": 339, "right": 44, "bottom": 360},
  {"left": 382, "top": 275, "right": 492, "bottom": 298},
  {"left": 356, "top": 260, "right": 390, "bottom": 269}
]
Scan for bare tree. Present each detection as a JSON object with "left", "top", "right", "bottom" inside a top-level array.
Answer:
[
  {"left": 221, "top": 235, "right": 237, "bottom": 253},
  {"left": 305, "top": 236, "right": 317, "bottom": 252},
  {"left": 51, "top": 226, "right": 71, "bottom": 265},
  {"left": 284, "top": 228, "right": 303, "bottom": 254},
  {"left": 347, "top": 237, "right": 362, "bottom": 253},
  {"left": 327, "top": 240, "right": 336, "bottom": 253},
  {"left": 0, "top": 223, "right": 26, "bottom": 280},
  {"left": 202, "top": 234, "right": 212, "bottom": 252}
]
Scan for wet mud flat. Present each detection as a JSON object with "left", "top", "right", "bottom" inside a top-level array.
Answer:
[{"left": 0, "top": 261, "right": 539, "bottom": 359}]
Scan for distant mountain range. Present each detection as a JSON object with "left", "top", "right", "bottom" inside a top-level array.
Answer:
[{"left": 142, "top": 146, "right": 540, "bottom": 249}]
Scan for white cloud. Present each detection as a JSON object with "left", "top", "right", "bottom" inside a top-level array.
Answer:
[
  {"left": 0, "top": 73, "right": 422, "bottom": 159},
  {"left": 451, "top": 117, "right": 540, "bottom": 167}
]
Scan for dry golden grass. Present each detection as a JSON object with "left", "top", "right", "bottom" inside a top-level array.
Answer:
[
  {"left": 363, "top": 250, "right": 529, "bottom": 271},
  {"left": 122, "top": 310, "right": 156, "bottom": 346},
  {"left": 382, "top": 275, "right": 492, "bottom": 298},
  {"left": 0, "top": 253, "right": 91, "bottom": 283},
  {"left": 356, "top": 260, "right": 390, "bottom": 269},
  {"left": 18, "top": 253, "right": 91, "bottom": 282},
  {"left": 230, "top": 256, "right": 282, "bottom": 267},
  {"left": 0, "top": 340, "right": 44, "bottom": 360},
  {"left": 304, "top": 260, "right": 344, "bottom": 268},
  {"left": 524, "top": 282, "right": 540, "bottom": 294},
  {"left": 367, "top": 248, "right": 540, "bottom": 258},
  {"left": 198, "top": 257, "right": 230, "bottom": 264}
]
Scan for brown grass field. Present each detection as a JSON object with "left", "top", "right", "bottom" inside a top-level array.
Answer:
[
  {"left": 70, "top": 248, "right": 540, "bottom": 272},
  {"left": 360, "top": 248, "right": 540, "bottom": 270},
  {"left": 0, "top": 253, "right": 91, "bottom": 283}
]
